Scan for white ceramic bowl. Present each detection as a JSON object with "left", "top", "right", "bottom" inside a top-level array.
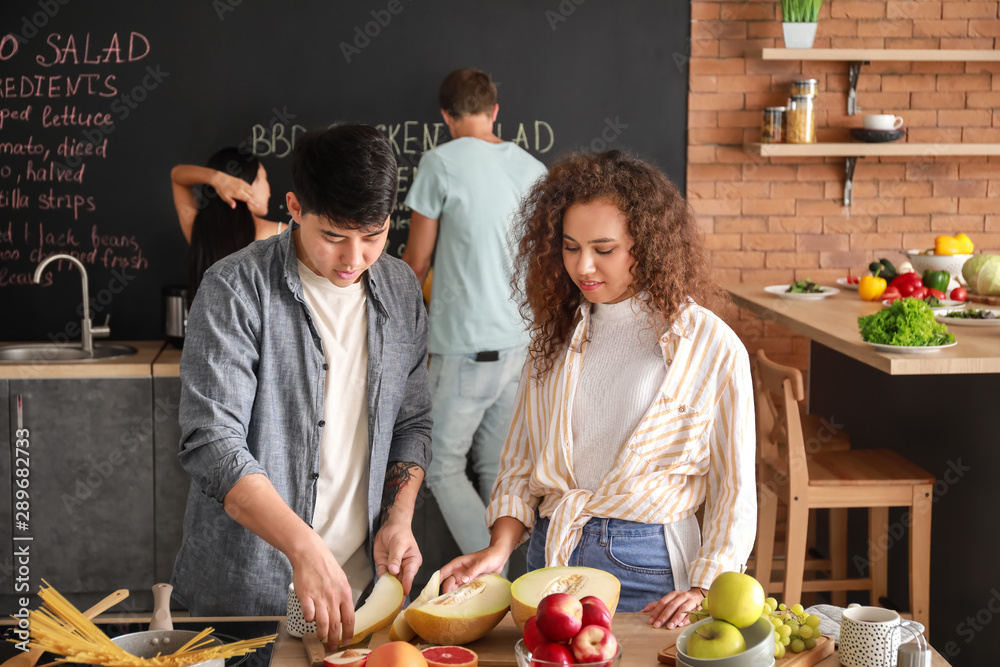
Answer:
[
  {"left": 676, "top": 617, "right": 774, "bottom": 667},
  {"left": 904, "top": 249, "right": 973, "bottom": 283}
]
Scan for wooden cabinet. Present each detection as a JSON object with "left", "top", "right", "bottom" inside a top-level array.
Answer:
[{"left": 1, "top": 378, "right": 155, "bottom": 613}]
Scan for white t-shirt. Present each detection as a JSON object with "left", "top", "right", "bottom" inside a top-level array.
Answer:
[{"left": 297, "top": 259, "right": 373, "bottom": 604}]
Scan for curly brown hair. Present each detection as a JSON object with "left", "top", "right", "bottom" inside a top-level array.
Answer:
[{"left": 512, "top": 150, "right": 726, "bottom": 380}]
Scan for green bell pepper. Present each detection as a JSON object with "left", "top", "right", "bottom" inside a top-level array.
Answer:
[{"left": 922, "top": 269, "right": 950, "bottom": 293}]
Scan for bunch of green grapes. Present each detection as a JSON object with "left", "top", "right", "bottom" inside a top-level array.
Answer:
[{"left": 762, "top": 598, "right": 822, "bottom": 659}]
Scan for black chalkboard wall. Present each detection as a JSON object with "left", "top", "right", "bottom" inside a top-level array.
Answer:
[{"left": 0, "top": 0, "right": 690, "bottom": 341}]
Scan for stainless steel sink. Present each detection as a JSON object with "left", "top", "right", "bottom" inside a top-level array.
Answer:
[{"left": 0, "top": 343, "right": 138, "bottom": 363}]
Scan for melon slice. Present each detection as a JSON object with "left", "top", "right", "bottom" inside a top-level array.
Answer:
[
  {"left": 510, "top": 566, "right": 621, "bottom": 630},
  {"left": 404, "top": 574, "right": 511, "bottom": 645},
  {"left": 343, "top": 573, "right": 405, "bottom": 645},
  {"left": 389, "top": 570, "right": 441, "bottom": 641},
  {"left": 324, "top": 648, "right": 371, "bottom": 667}
]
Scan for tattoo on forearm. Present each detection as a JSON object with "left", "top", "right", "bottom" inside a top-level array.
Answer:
[{"left": 379, "top": 462, "right": 420, "bottom": 525}]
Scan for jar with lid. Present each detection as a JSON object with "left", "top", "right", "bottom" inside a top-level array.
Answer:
[
  {"left": 791, "top": 79, "right": 819, "bottom": 98},
  {"left": 761, "top": 107, "right": 785, "bottom": 143},
  {"left": 786, "top": 95, "right": 816, "bottom": 144}
]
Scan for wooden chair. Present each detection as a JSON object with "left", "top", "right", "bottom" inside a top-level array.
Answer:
[
  {"left": 747, "top": 367, "right": 853, "bottom": 606},
  {"left": 751, "top": 350, "right": 934, "bottom": 631}
]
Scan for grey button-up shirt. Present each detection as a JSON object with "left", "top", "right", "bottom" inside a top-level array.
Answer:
[{"left": 170, "top": 226, "right": 432, "bottom": 616}]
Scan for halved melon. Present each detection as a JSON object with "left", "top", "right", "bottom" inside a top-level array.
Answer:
[
  {"left": 343, "top": 573, "right": 405, "bottom": 645},
  {"left": 389, "top": 570, "right": 441, "bottom": 641},
  {"left": 404, "top": 574, "right": 511, "bottom": 645},
  {"left": 509, "top": 566, "right": 621, "bottom": 630}
]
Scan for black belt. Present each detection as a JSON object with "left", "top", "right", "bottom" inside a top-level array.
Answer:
[{"left": 475, "top": 350, "right": 499, "bottom": 362}]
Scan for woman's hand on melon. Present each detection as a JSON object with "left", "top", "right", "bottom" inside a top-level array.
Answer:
[
  {"left": 439, "top": 546, "right": 509, "bottom": 593},
  {"left": 291, "top": 535, "right": 356, "bottom": 647},
  {"left": 373, "top": 519, "right": 422, "bottom": 595}
]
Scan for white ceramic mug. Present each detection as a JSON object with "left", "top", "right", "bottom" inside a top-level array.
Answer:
[
  {"left": 864, "top": 114, "right": 904, "bottom": 130},
  {"left": 285, "top": 582, "right": 317, "bottom": 638},
  {"left": 839, "top": 605, "right": 921, "bottom": 667}
]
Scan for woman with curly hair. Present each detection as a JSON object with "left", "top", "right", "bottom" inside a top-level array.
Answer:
[{"left": 439, "top": 150, "right": 756, "bottom": 629}]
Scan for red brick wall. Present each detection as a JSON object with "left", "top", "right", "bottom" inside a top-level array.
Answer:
[{"left": 689, "top": 0, "right": 1000, "bottom": 371}]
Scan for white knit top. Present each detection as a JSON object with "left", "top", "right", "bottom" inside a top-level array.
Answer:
[{"left": 572, "top": 297, "right": 667, "bottom": 491}]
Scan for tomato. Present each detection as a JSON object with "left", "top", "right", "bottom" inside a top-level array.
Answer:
[
  {"left": 881, "top": 287, "right": 902, "bottom": 303},
  {"left": 847, "top": 275, "right": 860, "bottom": 284},
  {"left": 927, "top": 288, "right": 946, "bottom": 300},
  {"left": 910, "top": 286, "right": 930, "bottom": 300},
  {"left": 897, "top": 281, "right": 918, "bottom": 297},
  {"left": 950, "top": 286, "right": 968, "bottom": 302}
]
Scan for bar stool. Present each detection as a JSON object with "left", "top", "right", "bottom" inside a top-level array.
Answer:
[
  {"left": 747, "top": 366, "right": 853, "bottom": 606},
  {"left": 750, "top": 350, "right": 934, "bottom": 631}
]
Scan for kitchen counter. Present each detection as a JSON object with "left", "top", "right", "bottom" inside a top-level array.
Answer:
[
  {"left": 106, "top": 614, "right": 952, "bottom": 667},
  {"left": 725, "top": 282, "right": 1000, "bottom": 375},
  {"left": 153, "top": 344, "right": 182, "bottom": 377},
  {"left": 0, "top": 612, "right": 955, "bottom": 666},
  {"left": 0, "top": 341, "right": 166, "bottom": 379}
]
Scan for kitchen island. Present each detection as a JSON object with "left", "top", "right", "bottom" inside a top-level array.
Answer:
[
  {"left": 197, "top": 613, "right": 954, "bottom": 667},
  {"left": 725, "top": 282, "right": 999, "bottom": 661},
  {"left": 1, "top": 613, "right": 945, "bottom": 667}
]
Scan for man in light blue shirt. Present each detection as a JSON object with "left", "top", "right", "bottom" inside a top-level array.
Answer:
[{"left": 403, "top": 68, "right": 547, "bottom": 555}]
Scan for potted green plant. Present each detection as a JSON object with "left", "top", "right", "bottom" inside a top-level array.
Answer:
[{"left": 781, "top": 0, "right": 821, "bottom": 49}]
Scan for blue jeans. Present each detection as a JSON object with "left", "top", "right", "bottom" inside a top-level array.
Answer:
[
  {"left": 424, "top": 346, "right": 527, "bottom": 554},
  {"left": 527, "top": 516, "right": 675, "bottom": 612}
]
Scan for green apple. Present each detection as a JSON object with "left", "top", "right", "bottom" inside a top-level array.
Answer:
[
  {"left": 685, "top": 620, "right": 746, "bottom": 659},
  {"left": 705, "top": 571, "right": 766, "bottom": 629}
]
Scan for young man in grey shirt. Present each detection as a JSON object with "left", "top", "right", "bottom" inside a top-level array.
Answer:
[{"left": 172, "top": 125, "right": 431, "bottom": 647}]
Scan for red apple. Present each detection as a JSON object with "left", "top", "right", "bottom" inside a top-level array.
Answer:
[
  {"left": 570, "top": 625, "right": 619, "bottom": 664},
  {"left": 531, "top": 642, "right": 575, "bottom": 667},
  {"left": 523, "top": 615, "right": 546, "bottom": 653},
  {"left": 580, "top": 596, "right": 613, "bottom": 630},
  {"left": 536, "top": 593, "right": 583, "bottom": 642}
]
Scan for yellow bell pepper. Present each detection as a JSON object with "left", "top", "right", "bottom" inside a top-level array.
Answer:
[
  {"left": 859, "top": 271, "right": 887, "bottom": 301},
  {"left": 935, "top": 235, "right": 962, "bottom": 256},
  {"left": 954, "top": 233, "right": 974, "bottom": 254}
]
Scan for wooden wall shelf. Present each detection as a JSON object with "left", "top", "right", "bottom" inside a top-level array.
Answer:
[
  {"left": 747, "top": 48, "right": 1000, "bottom": 115},
  {"left": 747, "top": 48, "right": 1000, "bottom": 62},
  {"left": 745, "top": 143, "right": 1000, "bottom": 157},
  {"left": 744, "top": 143, "right": 1000, "bottom": 207}
]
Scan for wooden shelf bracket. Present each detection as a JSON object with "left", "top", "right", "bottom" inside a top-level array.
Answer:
[{"left": 847, "top": 61, "right": 869, "bottom": 116}]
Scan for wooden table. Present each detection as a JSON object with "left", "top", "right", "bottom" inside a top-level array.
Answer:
[
  {"left": 303, "top": 613, "right": 951, "bottom": 667},
  {"left": 725, "top": 283, "right": 1000, "bottom": 375},
  {"left": 0, "top": 613, "right": 953, "bottom": 667},
  {"left": 725, "top": 282, "right": 999, "bottom": 666}
]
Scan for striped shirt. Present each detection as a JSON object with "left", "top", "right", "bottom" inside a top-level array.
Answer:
[{"left": 485, "top": 300, "right": 756, "bottom": 589}]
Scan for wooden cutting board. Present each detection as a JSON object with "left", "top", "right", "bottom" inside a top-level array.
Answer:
[
  {"left": 967, "top": 291, "right": 1000, "bottom": 307},
  {"left": 657, "top": 634, "right": 834, "bottom": 667}
]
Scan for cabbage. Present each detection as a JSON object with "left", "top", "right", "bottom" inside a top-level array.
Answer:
[{"left": 962, "top": 254, "right": 1000, "bottom": 295}]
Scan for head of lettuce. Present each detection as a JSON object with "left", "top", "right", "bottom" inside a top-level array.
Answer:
[{"left": 858, "top": 298, "right": 955, "bottom": 347}]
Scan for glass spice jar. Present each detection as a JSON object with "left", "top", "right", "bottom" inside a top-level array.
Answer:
[
  {"left": 761, "top": 107, "right": 785, "bottom": 143},
  {"left": 791, "top": 78, "right": 819, "bottom": 98},
  {"left": 786, "top": 94, "right": 816, "bottom": 144}
]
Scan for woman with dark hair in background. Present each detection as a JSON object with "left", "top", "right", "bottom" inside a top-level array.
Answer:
[
  {"left": 440, "top": 150, "right": 757, "bottom": 630},
  {"left": 171, "top": 147, "right": 282, "bottom": 299}
]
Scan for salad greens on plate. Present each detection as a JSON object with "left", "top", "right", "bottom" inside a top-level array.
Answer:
[{"left": 858, "top": 298, "right": 955, "bottom": 347}]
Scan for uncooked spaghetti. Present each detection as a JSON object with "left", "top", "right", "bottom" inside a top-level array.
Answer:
[{"left": 24, "top": 583, "right": 276, "bottom": 667}]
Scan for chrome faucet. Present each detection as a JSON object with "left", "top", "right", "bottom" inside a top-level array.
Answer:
[{"left": 34, "top": 254, "right": 110, "bottom": 356}]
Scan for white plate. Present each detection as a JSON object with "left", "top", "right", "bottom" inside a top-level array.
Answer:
[
  {"left": 836, "top": 277, "right": 860, "bottom": 291},
  {"left": 765, "top": 284, "right": 840, "bottom": 300},
  {"left": 864, "top": 341, "right": 957, "bottom": 353},
  {"left": 935, "top": 309, "right": 1000, "bottom": 326}
]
